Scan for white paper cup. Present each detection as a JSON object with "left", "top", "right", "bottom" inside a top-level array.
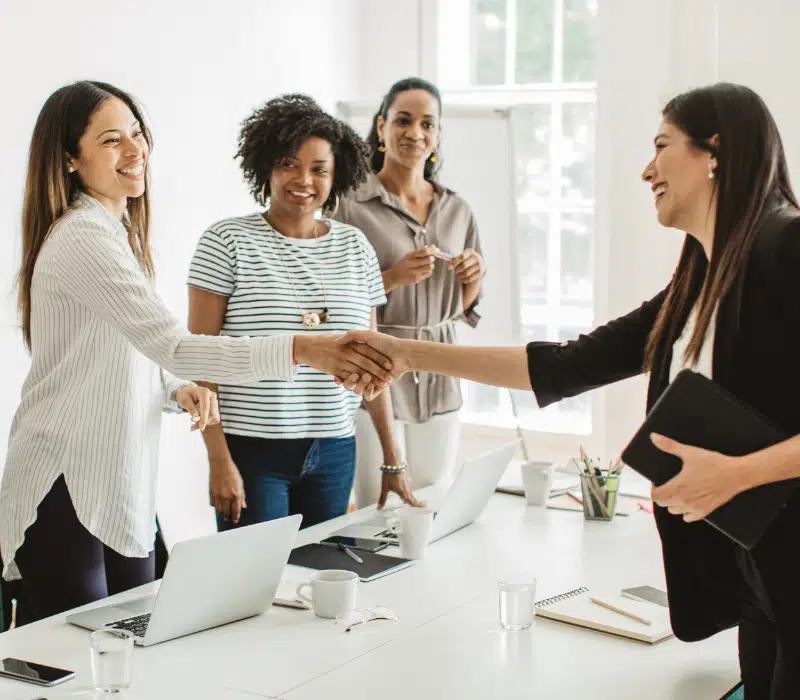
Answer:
[
  {"left": 392, "top": 506, "right": 435, "bottom": 560},
  {"left": 520, "top": 461, "right": 555, "bottom": 506}
]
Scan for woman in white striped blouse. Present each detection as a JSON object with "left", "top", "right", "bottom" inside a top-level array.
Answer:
[
  {"left": 0, "top": 81, "right": 392, "bottom": 625},
  {"left": 189, "top": 95, "right": 422, "bottom": 532}
]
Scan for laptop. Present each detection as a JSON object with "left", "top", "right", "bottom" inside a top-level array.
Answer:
[
  {"left": 333, "top": 441, "right": 519, "bottom": 544},
  {"left": 66, "top": 514, "right": 302, "bottom": 646}
]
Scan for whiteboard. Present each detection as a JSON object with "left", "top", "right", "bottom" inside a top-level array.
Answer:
[{"left": 336, "top": 102, "right": 517, "bottom": 346}]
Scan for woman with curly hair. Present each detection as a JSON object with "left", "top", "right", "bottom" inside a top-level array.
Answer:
[
  {"left": 188, "top": 95, "right": 420, "bottom": 531},
  {"left": 335, "top": 78, "right": 486, "bottom": 510}
]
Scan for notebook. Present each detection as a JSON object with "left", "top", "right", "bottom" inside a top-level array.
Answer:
[
  {"left": 621, "top": 369, "right": 800, "bottom": 549},
  {"left": 287, "top": 543, "right": 413, "bottom": 582},
  {"left": 534, "top": 586, "right": 674, "bottom": 644}
]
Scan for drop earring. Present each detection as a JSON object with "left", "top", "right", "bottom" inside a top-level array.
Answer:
[
  {"left": 430, "top": 150, "right": 437, "bottom": 163},
  {"left": 260, "top": 182, "right": 267, "bottom": 207},
  {"left": 378, "top": 142, "right": 386, "bottom": 153},
  {"left": 708, "top": 162, "right": 715, "bottom": 180}
]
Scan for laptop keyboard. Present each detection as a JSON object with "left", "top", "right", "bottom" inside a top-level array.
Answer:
[
  {"left": 108, "top": 613, "right": 150, "bottom": 637},
  {"left": 375, "top": 529, "right": 398, "bottom": 541}
]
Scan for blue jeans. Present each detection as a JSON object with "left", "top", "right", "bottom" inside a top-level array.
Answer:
[{"left": 217, "top": 434, "right": 356, "bottom": 532}]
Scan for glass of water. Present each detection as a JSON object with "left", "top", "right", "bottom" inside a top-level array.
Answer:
[
  {"left": 90, "top": 628, "right": 133, "bottom": 693},
  {"left": 498, "top": 577, "right": 537, "bottom": 630}
]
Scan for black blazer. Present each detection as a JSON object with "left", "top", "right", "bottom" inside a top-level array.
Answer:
[{"left": 527, "top": 205, "right": 800, "bottom": 641}]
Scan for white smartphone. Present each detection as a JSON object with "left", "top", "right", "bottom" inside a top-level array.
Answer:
[
  {"left": 620, "top": 585, "right": 668, "bottom": 607},
  {"left": 0, "top": 657, "right": 75, "bottom": 686}
]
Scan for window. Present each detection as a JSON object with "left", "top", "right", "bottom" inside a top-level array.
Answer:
[{"left": 437, "top": 0, "right": 598, "bottom": 435}]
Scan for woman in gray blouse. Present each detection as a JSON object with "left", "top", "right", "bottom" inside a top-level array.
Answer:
[{"left": 336, "top": 77, "right": 485, "bottom": 508}]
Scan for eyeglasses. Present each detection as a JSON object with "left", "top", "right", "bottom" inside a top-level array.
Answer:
[{"left": 334, "top": 606, "right": 398, "bottom": 632}]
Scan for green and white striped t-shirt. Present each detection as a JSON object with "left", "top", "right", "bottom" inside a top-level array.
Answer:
[{"left": 188, "top": 213, "right": 387, "bottom": 439}]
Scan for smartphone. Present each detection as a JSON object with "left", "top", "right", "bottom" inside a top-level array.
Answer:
[
  {"left": 320, "top": 535, "right": 390, "bottom": 553},
  {"left": 0, "top": 657, "right": 75, "bottom": 686},
  {"left": 620, "top": 585, "right": 668, "bottom": 607}
]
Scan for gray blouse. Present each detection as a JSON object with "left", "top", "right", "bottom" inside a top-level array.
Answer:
[{"left": 336, "top": 173, "right": 483, "bottom": 423}]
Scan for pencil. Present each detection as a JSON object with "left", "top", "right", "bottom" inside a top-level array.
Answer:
[
  {"left": 589, "top": 597, "right": 652, "bottom": 626},
  {"left": 567, "top": 491, "right": 584, "bottom": 506}
]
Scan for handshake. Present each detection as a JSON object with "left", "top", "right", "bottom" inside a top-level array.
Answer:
[{"left": 293, "top": 331, "right": 412, "bottom": 399}]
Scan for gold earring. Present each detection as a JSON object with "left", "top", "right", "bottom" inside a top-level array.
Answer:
[
  {"left": 378, "top": 142, "right": 386, "bottom": 153},
  {"left": 430, "top": 150, "right": 437, "bottom": 163},
  {"left": 260, "top": 182, "right": 267, "bottom": 206}
]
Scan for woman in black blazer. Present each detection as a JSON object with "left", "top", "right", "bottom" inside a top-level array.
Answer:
[{"left": 345, "top": 83, "right": 800, "bottom": 698}]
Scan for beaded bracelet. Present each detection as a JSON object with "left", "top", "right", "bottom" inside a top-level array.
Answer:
[{"left": 380, "top": 460, "right": 408, "bottom": 475}]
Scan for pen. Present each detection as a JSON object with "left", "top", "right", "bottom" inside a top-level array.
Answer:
[
  {"left": 337, "top": 542, "right": 363, "bottom": 564},
  {"left": 589, "top": 597, "right": 652, "bottom": 626}
]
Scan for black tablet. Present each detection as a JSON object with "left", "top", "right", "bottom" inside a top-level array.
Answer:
[{"left": 621, "top": 369, "right": 799, "bottom": 549}]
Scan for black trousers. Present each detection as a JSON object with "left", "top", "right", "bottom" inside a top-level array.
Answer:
[
  {"left": 14, "top": 475, "right": 155, "bottom": 626},
  {"left": 737, "top": 544, "right": 800, "bottom": 699}
]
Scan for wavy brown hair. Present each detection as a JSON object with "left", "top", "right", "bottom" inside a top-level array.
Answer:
[
  {"left": 18, "top": 80, "right": 154, "bottom": 350},
  {"left": 644, "top": 83, "right": 799, "bottom": 371}
]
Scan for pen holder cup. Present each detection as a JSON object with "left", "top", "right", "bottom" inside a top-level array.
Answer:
[{"left": 579, "top": 473, "right": 620, "bottom": 521}]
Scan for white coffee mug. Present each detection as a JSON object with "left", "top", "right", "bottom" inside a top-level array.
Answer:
[
  {"left": 296, "top": 570, "right": 358, "bottom": 619},
  {"left": 520, "top": 461, "right": 555, "bottom": 506},
  {"left": 390, "top": 506, "right": 434, "bottom": 560}
]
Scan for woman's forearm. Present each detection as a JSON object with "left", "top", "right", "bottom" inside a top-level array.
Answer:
[
  {"left": 405, "top": 341, "right": 532, "bottom": 391},
  {"left": 462, "top": 280, "right": 481, "bottom": 312},
  {"left": 738, "top": 433, "right": 800, "bottom": 489},
  {"left": 364, "top": 388, "right": 401, "bottom": 465}
]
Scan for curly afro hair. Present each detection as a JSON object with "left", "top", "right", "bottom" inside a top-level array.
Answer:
[{"left": 236, "top": 94, "right": 370, "bottom": 209}]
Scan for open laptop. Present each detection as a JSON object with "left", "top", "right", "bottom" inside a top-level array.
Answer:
[
  {"left": 333, "top": 440, "right": 519, "bottom": 544},
  {"left": 67, "top": 513, "right": 302, "bottom": 646}
]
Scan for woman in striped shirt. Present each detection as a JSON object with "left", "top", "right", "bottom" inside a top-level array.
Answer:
[
  {"left": 0, "top": 81, "right": 391, "bottom": 624},
  {"left": 188, "top": 95, "right": 421, "bottom": 531}
]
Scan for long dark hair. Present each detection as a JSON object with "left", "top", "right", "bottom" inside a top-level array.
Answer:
[
  {"left": 18, "top": 80, "right": 154, "bottom": 350},
  {"left": 366, "top": 77, "right": 442, "bottom": 181},
  {"left": 644, "top": 83, "right": 799, "bottom": 371}
]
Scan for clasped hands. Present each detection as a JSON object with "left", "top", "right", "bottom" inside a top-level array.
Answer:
[{"left": 294, "top": 332, "right": 411, "bottom": 400}]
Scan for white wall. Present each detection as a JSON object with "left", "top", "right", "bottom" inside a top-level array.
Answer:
[{"left": 0, "top": 0, "right": 362, "bottom": 546}]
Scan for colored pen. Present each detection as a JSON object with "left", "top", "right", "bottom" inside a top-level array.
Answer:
[{"left": 337, "top": 542, "right": 363, "bottom": 564}]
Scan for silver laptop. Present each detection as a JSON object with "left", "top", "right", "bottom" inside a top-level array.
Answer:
[
  {"left": 333, "top": 440, "right": 519, "bottom": 544},
  {"left": 67, "top": 514, "right": 302, "bottom": 646}
]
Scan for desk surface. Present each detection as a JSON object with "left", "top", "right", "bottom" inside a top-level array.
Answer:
[{"left": 0, "top": 480, "right": 739, "bottom": 700}]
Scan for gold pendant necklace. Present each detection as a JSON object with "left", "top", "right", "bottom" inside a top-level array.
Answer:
[{"left": 265, "top": 212, "right": 329, "bottom": 329}]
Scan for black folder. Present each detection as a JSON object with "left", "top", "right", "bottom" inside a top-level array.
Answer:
[
  {"left": 288, "top": 543, "right": 413, "bottom": 582},
  {"left": 620, "top": 369, "right": 800, "bottom": 549}
]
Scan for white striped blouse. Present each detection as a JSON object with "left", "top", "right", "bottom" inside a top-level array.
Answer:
[
  {"left": 188, "top": 214, "right": 386, "bottom": 439},
  {"left": 0, "top": 193, "right": 295, "bottom": 581}
]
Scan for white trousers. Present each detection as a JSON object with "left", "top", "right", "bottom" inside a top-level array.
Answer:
[{"left": 353, "top": 408, "right": 461, "bottom": 509}]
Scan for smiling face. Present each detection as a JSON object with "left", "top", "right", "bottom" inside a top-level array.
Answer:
[
  {"left": 642, "top": 119, "right": 717, "bottom": 231},
  {"left": 377, "top": 88, "right": 440, "bottom": 171},
  {"left": 67, "top": 96, "right": 148, "bottom": 218},
  {"left": 268, "top": 136, "right": 334, "bottom": 219}
]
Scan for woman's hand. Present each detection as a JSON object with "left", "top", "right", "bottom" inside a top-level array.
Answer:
[
  {"left": 384, "top": 246, "right": 437, "bottom": 291},
  {"left": 293, "top": 334, "right": 394, "bottom": 395},
  {"left": 339, "top": 331, "right": 413, "bottom": 381},
  {"left": 378, "top": 470, "right": 426, "bottom": 510},
  {"left": 209, "top": 457, "right": 247, "bottom": 524},
  {"left": 175, "top": 384, "right": 220, "bottom": 431},
  {"left": 649, "top": 433, "right": 751, "bottom": 522},
  {"left": 449, "top": 248, "right": 484, "bottom": 284}
]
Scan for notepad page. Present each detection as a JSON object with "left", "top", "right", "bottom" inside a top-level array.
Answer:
[{"left": 535, "top": 590, "right": 673, "bottom": 644}]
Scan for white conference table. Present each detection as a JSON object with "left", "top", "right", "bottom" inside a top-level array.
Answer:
[{"left": 0, "top": 480, "right": 739, "bottom": 700}]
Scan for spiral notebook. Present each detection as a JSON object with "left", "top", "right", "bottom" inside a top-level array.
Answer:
[{"left": 534, "top": 587, "right": 674, "bottom": 644}]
